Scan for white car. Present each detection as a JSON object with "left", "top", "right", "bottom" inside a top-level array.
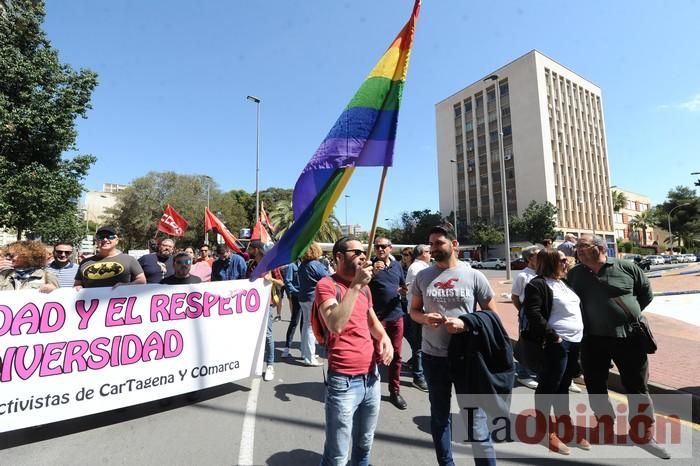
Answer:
[
  {"left": 645, "top": 255, "right": 665, "bottom": 265},
  {"left": 682, "top": 254, "right": 697, "bottom": 263},
  {"left": 477, "top": 258, "right": 506, "bottom": 269}
]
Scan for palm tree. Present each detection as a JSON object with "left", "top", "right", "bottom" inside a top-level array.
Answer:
[
  {"left": 269, "top": 200, "right": 342, "bottom": 244},
  {"left": 628, "top": 210, "right": 655, "bottom": 245},
  {"left": 612, "top": 190, "right": 627, "bottom": 212}
]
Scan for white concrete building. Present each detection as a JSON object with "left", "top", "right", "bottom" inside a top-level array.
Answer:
[{"left": 436, "top": 50, "right": 615, "bottom": 249}]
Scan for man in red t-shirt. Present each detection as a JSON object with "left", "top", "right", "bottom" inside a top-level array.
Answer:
[{"left": 315, "top": 236, "right": 393, "bottom": 466}]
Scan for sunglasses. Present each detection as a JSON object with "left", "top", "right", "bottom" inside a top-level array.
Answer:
[
  {"left": 344, "top": 248, "right": 365, "bottom": 258},
  {"left": 175, "top": 259, "right": 192, "bottom": 265},
  {"left": 96, "top": 234, "right": 117, "bottom": 241},
  {"left": 374, "top": 244, "right": 391, "bottom": 249},
  {"left": 402, "top": 253, "right": 412, "bottom": 257},
  {"left": 54, "top": 250, "right": 72, "bottom": 256}
]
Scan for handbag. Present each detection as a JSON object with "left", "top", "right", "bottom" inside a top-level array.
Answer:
[{"left": 613, "top": 297, "right": 657, "bottom": 354}]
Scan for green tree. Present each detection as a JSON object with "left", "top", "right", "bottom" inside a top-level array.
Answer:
[
  {"left": 108, "top": 172, "right": 251, "bottom": 250},
  {"left": 0, "top": 0, "right": 98, "bottom": 239},
  {"left": 612, "top": 190, "right": 627, "bottom": 212},
  {"left": 509, "top": 201, "right": 560, "bottom": 244},
  {"left": 654, "top": 186, "right": 700, "bottom": 250},
  {"left": 467, "top": 218, "right": 504, "bottom": 259},
  {"left": 268, "top": 199, "right": 341, "bottom": 243},
  {"left": 390, "top": 210, "right": 446, "bottom": 244},
  {"left": 628, "top": 209, "right": 655, "bottom": 245}
]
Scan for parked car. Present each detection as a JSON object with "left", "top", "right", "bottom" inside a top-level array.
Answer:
[
  {"left": 510, "top": 258, "right": 528, "bottom": 270},
  {"left": 663, "top": 255, "right": 679, "bottom": 264},
  {"left": 645, "top": 255, "right": 665, "bottom": 265},
  {"left": 676, "top": 254, "right": 688, "bottom": 263},
  {"left": 477, "top": 258, "right": 506, "bottom": 269},
  {"left": 682, "top": 254, "right": 697, "bottom": 263}
]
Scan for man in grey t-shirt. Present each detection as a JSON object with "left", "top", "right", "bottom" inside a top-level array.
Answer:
[{"left": 410, "top": 225, "right": 497, "bottom": 466}]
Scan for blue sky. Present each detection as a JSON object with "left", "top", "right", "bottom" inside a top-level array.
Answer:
[{"left": 45, "top": 0, "right": 700, "bottom": 229}]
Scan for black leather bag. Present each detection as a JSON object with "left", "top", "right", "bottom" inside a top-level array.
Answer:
[{"left": 614, "top": 297, "right": 657, "bottom": 354}]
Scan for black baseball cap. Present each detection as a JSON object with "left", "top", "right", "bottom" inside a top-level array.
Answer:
[{"left": 95, "top": 225, "right": 117, "bottom": 236}]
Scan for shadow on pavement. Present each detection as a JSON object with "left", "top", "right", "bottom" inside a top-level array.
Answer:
[
  {"left": 266, "top": 448, "right": 322, "bottom": 465},
  {"left": 412, "top": 415, "right": 431, "bottom": 435},
  {"left": 0, "top": 382, "right": 249, "bottom": 450},
  {"left": 274, "top": 381, "right": 326, "bottom": 403}
]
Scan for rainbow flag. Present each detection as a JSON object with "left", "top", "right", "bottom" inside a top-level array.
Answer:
[{"left": 252, "top": 0, "right": 420, "bottom": 278}]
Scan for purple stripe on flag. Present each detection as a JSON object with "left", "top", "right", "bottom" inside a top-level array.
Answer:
[{"left": 293, "top": 138, "right": 394, "bottom": 217}]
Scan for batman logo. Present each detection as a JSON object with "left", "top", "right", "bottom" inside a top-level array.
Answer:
[{"left": 83, "top": 262, "right": 125, "bottom": 280}]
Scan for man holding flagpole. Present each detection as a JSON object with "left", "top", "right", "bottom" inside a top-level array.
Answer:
[{"left": 316, "top": 237, "right": 393, "bottom": 466}]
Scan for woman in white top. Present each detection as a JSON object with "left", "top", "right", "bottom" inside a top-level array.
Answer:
[{"left": 523, "top": 249, "right": 589, "bottom": 455}]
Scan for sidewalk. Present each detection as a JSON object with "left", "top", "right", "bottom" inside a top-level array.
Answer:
[{"left": 490, "top": 265, "right": 700, "bottom": 422}]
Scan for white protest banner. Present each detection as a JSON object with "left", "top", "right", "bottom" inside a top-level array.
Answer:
[{"left": 0, "top": 279, "right": 271, "bottom": 433}]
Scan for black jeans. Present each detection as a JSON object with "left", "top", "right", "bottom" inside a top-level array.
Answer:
[
  {"left": 535, "top": 339, "right": 580, "bottom": 418},
  {"left": 284, "top": 295, "right": 302, "bottom": 348},
  {"left": 581, "top": 335, "right": 655, "bottom": 423}
]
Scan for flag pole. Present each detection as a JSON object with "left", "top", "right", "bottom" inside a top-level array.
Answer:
[{"left": 366, "top": 166, "right": 389, "bottom": 260}]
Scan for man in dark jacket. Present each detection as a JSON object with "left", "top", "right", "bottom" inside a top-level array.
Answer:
[{"left": 369, "top": 236, "right": 408, "bottom": 410}]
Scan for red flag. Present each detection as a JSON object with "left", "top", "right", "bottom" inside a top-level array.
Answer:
[
  {"left": 260, "top": 201, "right": 276, "bottom": 233},
  {"left": 251, "top": 221, "right": 271, "bottom": 244},
  {"left": 158, "top": 204, "right": 188, "bottom": 237},
  {"left": 204, "top": 208, "right": 242, "bottom": 253}
]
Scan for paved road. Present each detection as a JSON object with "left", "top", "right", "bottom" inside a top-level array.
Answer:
[{"left": 1, "top": 303, "right": 698, "bottom": 465}]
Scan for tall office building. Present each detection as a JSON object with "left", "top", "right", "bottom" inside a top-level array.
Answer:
[{"left": 436, "top": 50, "right": 614, "bottom": 246}]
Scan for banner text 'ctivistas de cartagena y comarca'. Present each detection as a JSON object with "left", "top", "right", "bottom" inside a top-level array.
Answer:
[{"left": 0, "top": 280, "right": 271, "bottom": 432}]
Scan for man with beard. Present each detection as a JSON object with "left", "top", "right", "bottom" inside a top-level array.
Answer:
[
  {"left": 315, "top": 236, "right": 393, "bottom": 466},
  {"left": 138, "top": 238, "right": 175, "bottom": 283},
  {"left": 410, "top": 225, "right": 498, "bottom": 466},
  {"left": 75, "top": 226, "right": 146, "bottom": 289}
]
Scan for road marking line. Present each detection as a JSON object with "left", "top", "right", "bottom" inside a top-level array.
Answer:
[
  {"left": 608, "top": 391, "right": 700, "bottom": 431},
  {"left": 237, "top": 377, "right": 261, "bottom": 465}
]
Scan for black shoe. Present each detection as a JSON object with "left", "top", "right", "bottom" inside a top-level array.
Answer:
[
  {"left": 639, "top": 438, "right": 671, "bottom": 459},
  {"left": 389, "top": 392, "right": 408, "bottom": 410},
  {"left": 412, "top": 377, "right": 429, "bottom": 392}
]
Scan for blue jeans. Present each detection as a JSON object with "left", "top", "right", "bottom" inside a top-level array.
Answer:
[
  {"left": 321, "top": 368, "right": 380, "bottom": 466},
  {"left": 299, "top": 299, "right": 316, "bottom": 363},
  {"left": 535, "top": 340, "right": 580, "bottom": 418},
  {"left": 265, "top": 306, "right": 274, "bottom": 365},
  {"left": 423, "top": 354, "right": 496, "bottom": 466}
]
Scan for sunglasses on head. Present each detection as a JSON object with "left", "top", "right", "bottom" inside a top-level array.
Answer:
[{"left": 96, "top": 234, "right": 117, "bottom": 241}]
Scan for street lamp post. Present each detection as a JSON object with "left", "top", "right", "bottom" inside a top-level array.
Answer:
[
  {"left": 485, "top": 74, "right": 511, "bottom": 280},
  {"left": 344, "top": 195, "right": 350, "bottom": 235},
  {"left": 667, "top": 203, "right": 690, "bottom": 252},
  {"left": 246, "top": 95, "right": 261, "bottom": 224},
  {"left": 449, "top": 159, "right": 458, "bottom": 240}
]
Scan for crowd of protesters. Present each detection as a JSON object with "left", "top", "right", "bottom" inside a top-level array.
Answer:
[{"left": 0, "top": 224, "right": 671, "bottom": 464}]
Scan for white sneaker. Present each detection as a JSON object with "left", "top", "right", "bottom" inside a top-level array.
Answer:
[
  {"left": 569, "top": 381, "right": 582, "bottom": 393},
  {"left": 263, "top": 365, "right": 275, "bottom": 381},
  {"left": 281, "top": 347, "right": 290, "bottom": 358},
  {"left": 304, "top": 357, "right": 323, "bottom": 367},
  {"left": 517, "top": 377, "right": 538, "bottom": 390}
]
